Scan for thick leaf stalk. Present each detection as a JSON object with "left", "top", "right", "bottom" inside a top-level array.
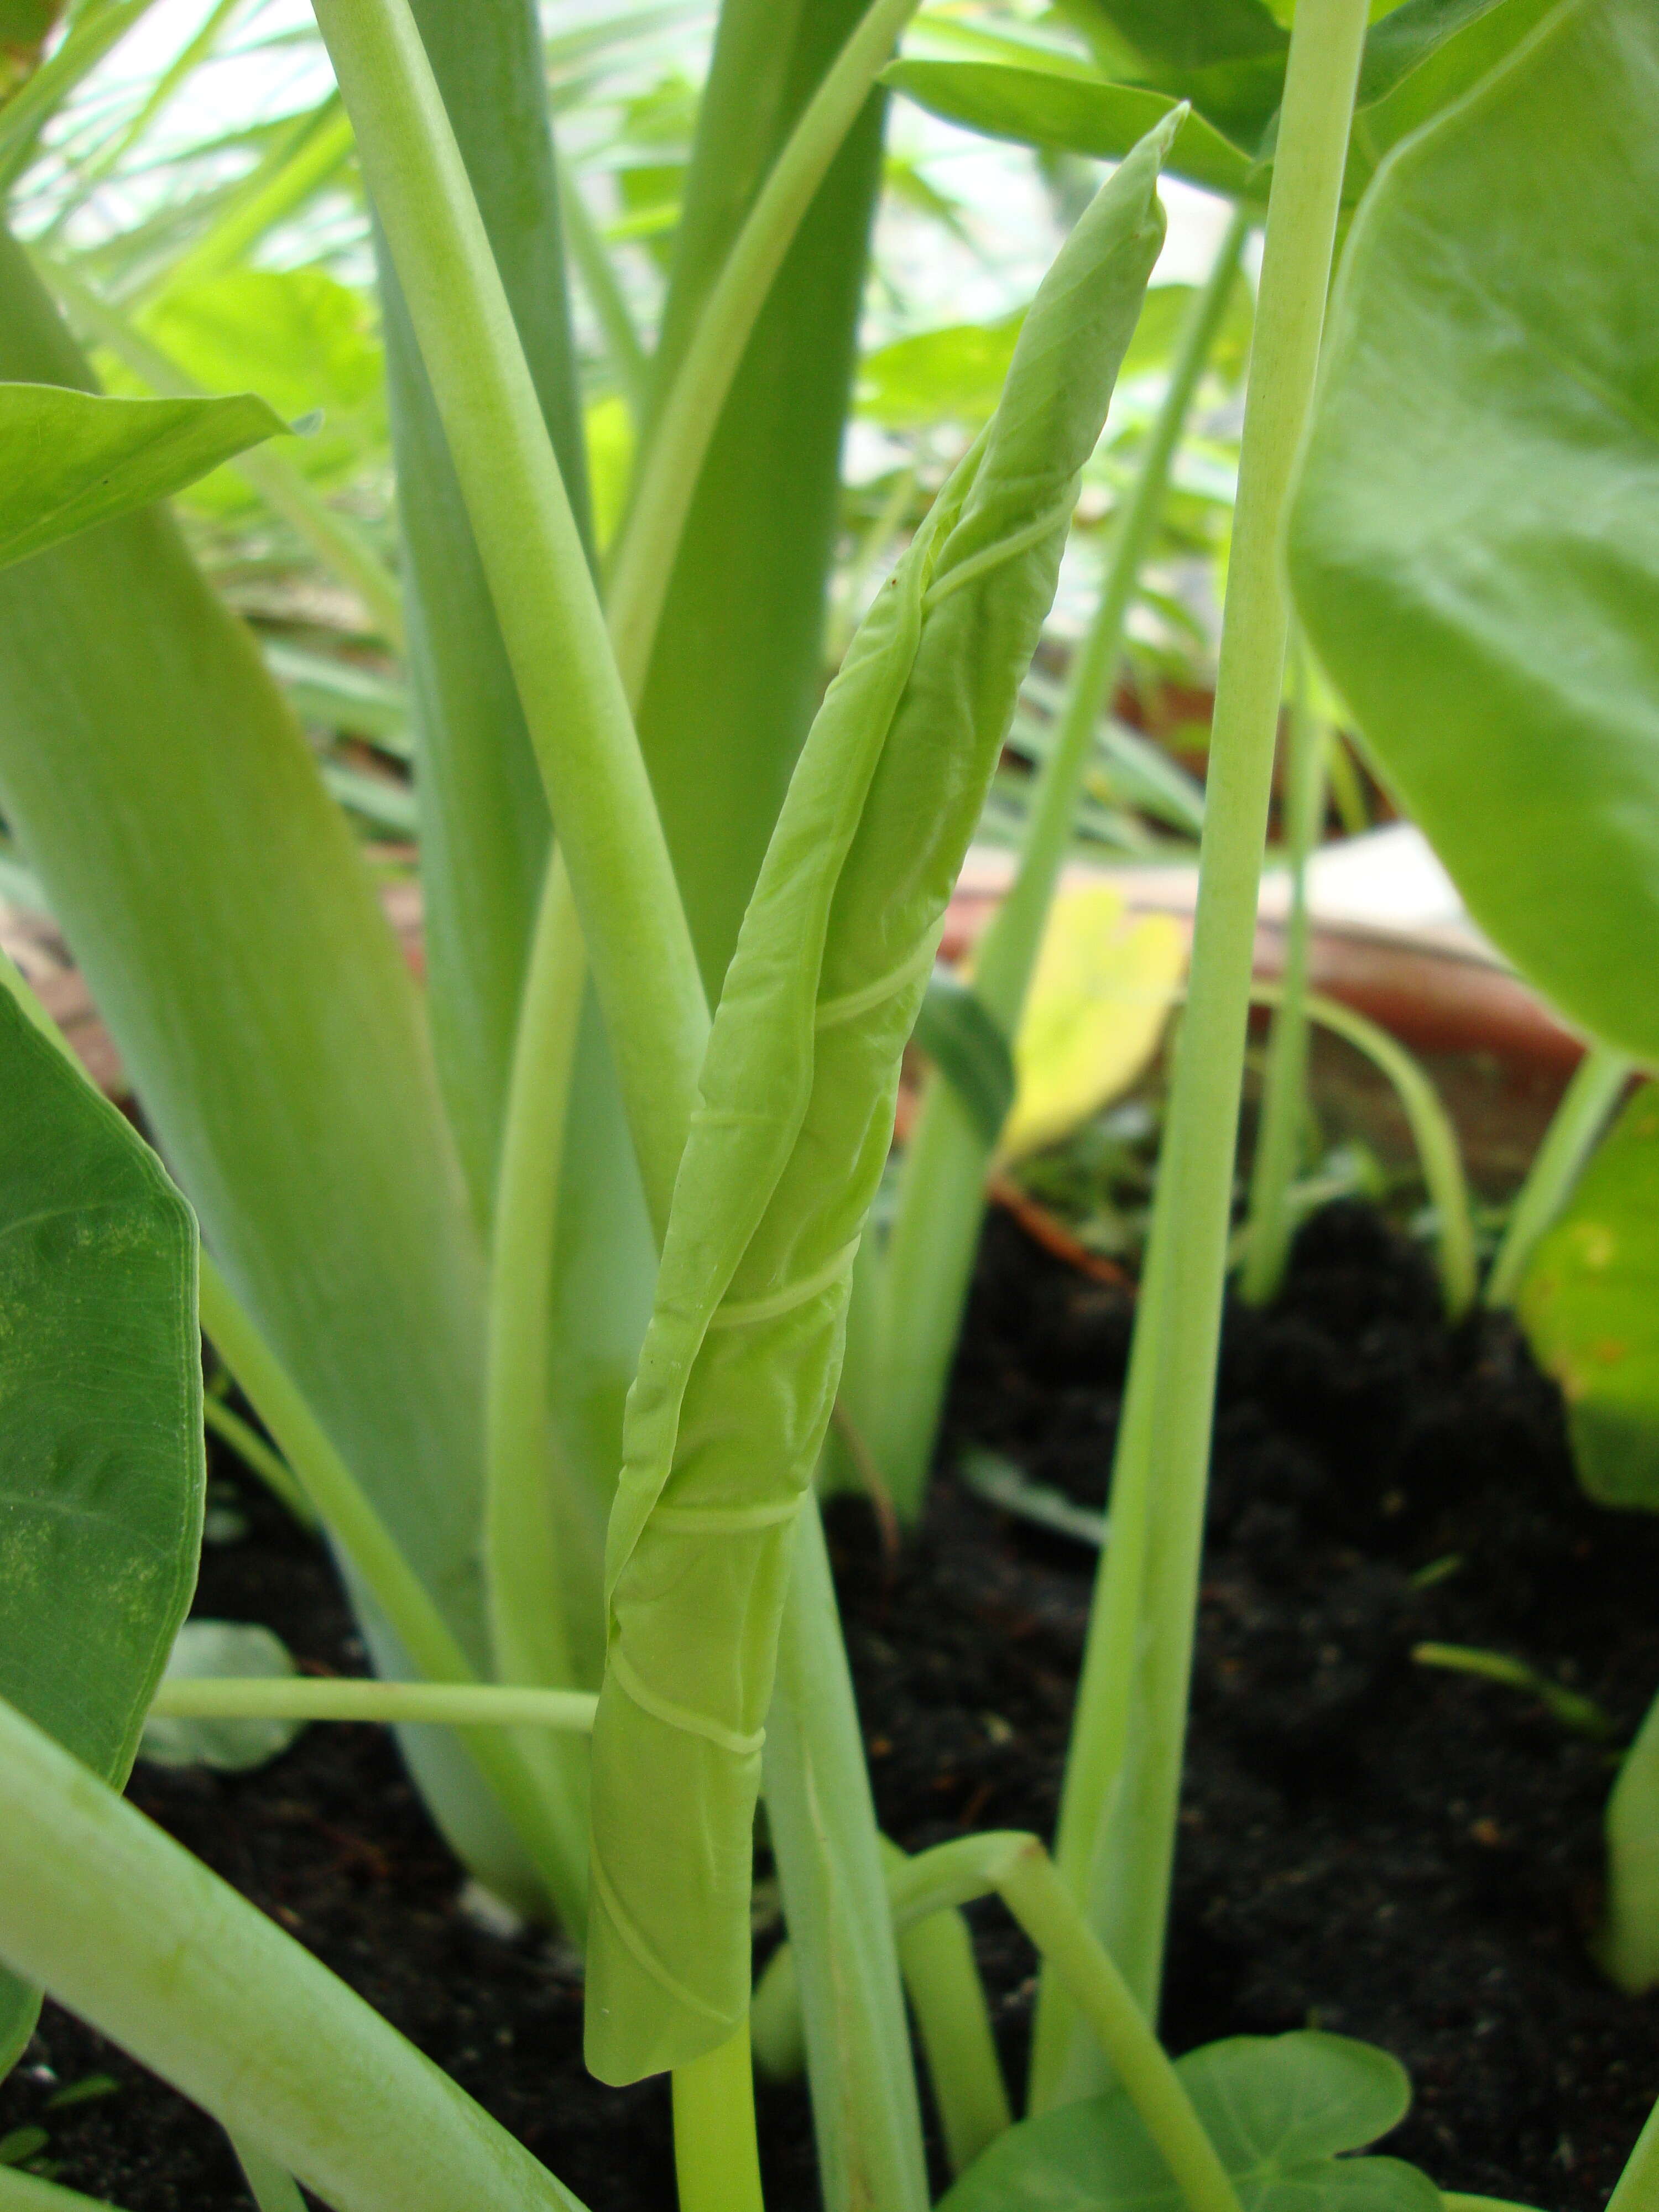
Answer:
[{"left": 583, "top": 119, "right": 1175, "bottom": 2083}]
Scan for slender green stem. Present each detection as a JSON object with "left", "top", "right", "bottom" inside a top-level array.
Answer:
[
  {"left": 867, "top": 201, "right": 1250, "bottom": 1522},
  {"left": 36, "top": 253, "right": 406, "bottom": 646},
  {"left": 1239, "top": 641, "right": 1327, "bottom": 1305},
  {"left": 1033, "top": 0, "right": 1371, "bottom": 2109},
  {"left": 886, "top": 1834, "right": 1242, "bottom": 2212},
  {"left": 1608, "top": 2091, "right": 1659, "bottom": 2212},
  {"left": 763, "top": 1500, "right": 930, "bottom": 2212},
  {"left": 1485, "top": 1043, "right": 1634, "bottom": 1307},
  {"left": 311, "top": 0, "right": 707, "bottom": 1239},
  {"left": 0, "top": 1694, "right": 587, "bottom": 2212},
  {"left": 560, "top": 170, "right": 650, "bottom": 426},
  {"left": 149, "top": 1679, "right": 598, "bottom": 1730},
  {"left": 202, "top": 1393, "right": 318, "bottom": 1528},
  {"left": 604, "top": 0, "right": 919, "bottom": 698},
  {"left": 671, "top": 2022, "right": 765, "bottom": 2212},
  {"left": 482, "top": 850, "right": 592, "bottom": 1932},
  {"left": 1254, "top": 983, "right": 1475, "bottom": 1317},
  {"left": 232, "top": 2134, "right": 309, "bottom": 2212},
  {"left": 886, "top": 1840, "right": 1012, "bottom": 2174}
]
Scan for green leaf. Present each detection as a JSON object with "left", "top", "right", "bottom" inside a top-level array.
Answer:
[
  {"left": 125, "top": 267, "right": 384, "bottom": 502},
  {"left": 1520, "top": 1086, "right": 1659, "bottom": 1511},
  {"left": 585, "top": 112, "right": 1173, "bottom": 2088},
  {"left": 857, "top": 314, "right": 1024, "bottom": 430},
  {"left": 912, "top": 971, "right": 1015, "bottom": 1150},
  {"left": 1291, "top": 0, "right": 1659, "bottom": 1065},
  {"left": 939, "top": 2032, "right": 1438, "bottom": 2212},
  {"left": 140, "top": 1621, "right": 302, "bottom": 1773},
  {"left": 1058, "top": 0, "right": 1287, "bottom": 71},
  {"left": 0, "top": 380, "right": 288, "bottom": 571},
  {"left": 0, "top": 985, "right": 204, "bottom": 2074},
  {"left": 888, "top": 0, "right": 1552, "bottom": 199},
  {"left": 881, "top": 62, "right": 1258, "bottom": 196}
]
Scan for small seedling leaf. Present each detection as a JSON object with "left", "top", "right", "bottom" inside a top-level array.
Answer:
[
  {"left": 0, "top": 988, "right": 202, "bottom": 2075},
  {"left": 0, "top": 381, "right": 290, "bottom": 571},
  {"left": 1519, "top": 1085, "right": 1659, "bottom": 1512},
  {"left": 938, "top": 2031, "right": 1437, "bottom": 2212},
  {"left": 139, "top": 1621, "right": 302, "bottom": 1773}
]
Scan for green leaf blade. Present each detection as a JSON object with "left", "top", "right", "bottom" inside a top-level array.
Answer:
[
  {"left": 0, "top": 986, "right": 204, "bottom": 2073},
  {"left": 1290, "top": 0, "right": 1659, "bottom": 1065},
  {"left": 0, "top": 380, "right": 288, "bottom": 570},
  {"left": 881, "top": 61, "right": 1258, "bottom": 196}
]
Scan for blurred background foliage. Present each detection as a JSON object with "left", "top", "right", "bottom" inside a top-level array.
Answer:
[{"left": 0, "top": 0, "right": 1265, "bottom": 874}]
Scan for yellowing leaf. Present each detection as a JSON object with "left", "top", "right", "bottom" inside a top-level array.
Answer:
[{"left": 999, "top": 884, "right": 1185, "bottom": 1162}]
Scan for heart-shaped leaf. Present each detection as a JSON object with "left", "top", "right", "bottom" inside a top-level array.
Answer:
[
  {"left": 1291, "top": 0, "right": 1659, "bottom": 1064},
  {"left": 0, "top": 986, "right": 204, "bottom": 2073},
  {"left": 880, "top": 64, "right": 1258, "bottom": 196},
  {"left": 939, "top": 2031, "right": 1438, "bottom": 2212},
  {"left": 0, "top": 380, "right": 289, "bottom": 571},
  {"left": 1520, "top": 1085, "right": 1659, "bottom": 1511},
  {"left": 887, "top": 0, "right": 1553, "bottom": 202}
]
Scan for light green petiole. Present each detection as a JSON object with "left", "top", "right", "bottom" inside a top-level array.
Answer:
[
  {"left": 311, "top": 0, "right": 707, "bottom": 1238},
  {"left": 1484, "top": 1042, "right": 1634, "bottom": 1308},
  {"left": 603, "top": 0, "right": 921, "bottom": 696},
  {"left": 232, "top": 2133, "right": 309, "bottom": 2212},
  {"left": 1239, "top": 638, "right": 1327, "bottom": 1307},
  {"left": 1032, "top": 0, "right": 1372, "bottom": 2109},
  {"left": 148, "top": 1679, "right": 598, "bottom": 1731},
  {"left": 1254, "top": 983, "right": 1475, "bottom": 1318},
  {"left": 671, "top": 2023, "right": 765, "bottom": 2212},
  {"left": 867, "top": 196, "right": 1251, "bottom": 1522},
  {"left": 482, "top": 850, "right": 592, "bottom": 1929}
]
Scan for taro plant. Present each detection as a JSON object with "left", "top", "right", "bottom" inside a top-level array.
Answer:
[{"left": 1, "top": 0, "right": 1658, "bottom": 2208}]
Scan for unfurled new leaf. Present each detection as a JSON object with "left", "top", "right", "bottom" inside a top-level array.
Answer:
[
  {"left": 0, "top": 379, "right": 289, "bottom": 570},
  {"left": 584, "top": 112, "right": 1176, "bottom": 2086},
  {"left": 1291, "top": 0, "right": 1659, "bottom": 1066},
  {"left": 0, "top": 987, "right": 204, "bottom": 2074},
  {"left": 938, "top": 2031, "right": 1437, "bottom": 2212}
]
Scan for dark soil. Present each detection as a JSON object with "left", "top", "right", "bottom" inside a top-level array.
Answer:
[{"left": 7, "top": 1202, "right": 1659, "bottom": 2210}]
